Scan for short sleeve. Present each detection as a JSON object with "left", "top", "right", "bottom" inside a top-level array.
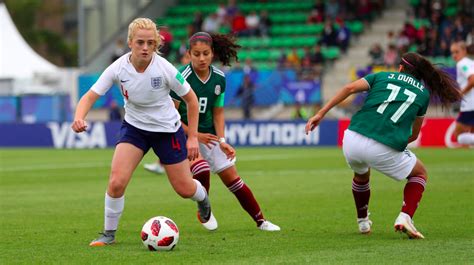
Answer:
[
  {"left": 214, "top": 92, "right": 225, "bottom": 107},
  {"left": 90, "top": 64, "right": 117, "bottom": 95},
  {"left": 160, "top": 57, "right": 191, "bottom": 97},
  {"left": 362, "top": 73, "right": 377, "bottom": 89},
  {"left": 461, "top": 60, "right": 474, "bottom": 78}
]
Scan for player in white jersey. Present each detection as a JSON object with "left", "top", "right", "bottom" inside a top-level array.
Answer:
[
  {"left": 71, "top": 18, "right": 217, "bottom": 247},
  {"left": 450, "top": 41, "right": 474, "bottom": 145}
]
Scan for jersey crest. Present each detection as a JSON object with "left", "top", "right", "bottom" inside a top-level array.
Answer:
[
  {"left": 215, "top": 85, "right": 221, "bottom": 95},
  {"left": 151, "top": 77, "right": 162, "bottom": 89}
]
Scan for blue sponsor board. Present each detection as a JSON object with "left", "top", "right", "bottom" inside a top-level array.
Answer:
[
  {"left": 0, "top": 96, "right": 18, "bottom": 122},
  {"left": 0, "top": 120, "right": 337, "bottom": 148},
  {"left": 225, "top": 120, "right": 338, "bottom": 146},
  {"left": 280, "top": 80, "right": 321, "bottom": 104},
  {"left": 0, "top": 122, "right": 122, "bottom": 148}
]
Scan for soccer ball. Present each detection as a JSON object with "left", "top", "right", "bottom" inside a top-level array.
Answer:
[{"left": 141, "top": 216, "right": 179, "bottom": 251}]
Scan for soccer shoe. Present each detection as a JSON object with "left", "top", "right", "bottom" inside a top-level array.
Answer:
[
  {"left": 144, "top": 163, "right": 165, "bottom": 174},
  {"left": 394, "top": 212, "right": 425, "bottom": 239},
  {"left": 258, "top": 220, "right": 281, "bottom": 231},
  {"left": 196, "top": 195, "right": 218, "bottom": 231},
  {"left": 197, "top": 211, "right": 218, "bottom": 231},
  {"left": 89, "top": 231, "right": 116, "bottom": 246},
  {"left": 357, "top": 216, "right": 372, "bottom": 234}
]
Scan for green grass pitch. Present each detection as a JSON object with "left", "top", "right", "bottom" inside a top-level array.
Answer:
[{"left": 0, "top": 147, "right": 472, "bottom": 264}]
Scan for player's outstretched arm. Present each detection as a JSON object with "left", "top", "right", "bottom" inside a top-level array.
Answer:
[
  {"left": 305, "top": 79, "right": 369, "bottom": 134},
  {"left": 71, "top": 90, "right": 100, "bottom": 133}
]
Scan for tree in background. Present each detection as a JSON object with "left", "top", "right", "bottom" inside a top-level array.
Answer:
[{"left": 4, "top": 0, "right": 78, "bottom": 66}]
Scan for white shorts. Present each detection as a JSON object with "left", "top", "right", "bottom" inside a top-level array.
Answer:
[
  {"left": 342, "top": 130, "right": 417, "bottom": 181},
  {"left": 198, "top": 141, "right": 235, "bottom": 173}
]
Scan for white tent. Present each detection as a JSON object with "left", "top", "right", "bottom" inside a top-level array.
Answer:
[{"left": 0, "top": 3, "right": 59, "bottom": 79}]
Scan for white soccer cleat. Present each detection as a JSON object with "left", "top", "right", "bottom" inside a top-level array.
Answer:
[
  {"left": 144, "top": 163, "right": 165, "bottom": 174},
  {"left": 394, "top": 212, "right": 425, "bottom": 239},
  {"left": 357, "top": 216, "right": 372, "bottom": 234},
  {"left": 258, "top": 220, "right": 281, "bottom": 231},
  {"left": 198, "top": 211, "right": 218, "bottom": 231}
]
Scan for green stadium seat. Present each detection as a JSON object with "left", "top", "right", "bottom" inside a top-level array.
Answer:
[
  {"left": 412, "top": 19, "right": 431, "bottom": 29},
  {"left": 346, "top": 21, "right": 364, "bottom": 34}
]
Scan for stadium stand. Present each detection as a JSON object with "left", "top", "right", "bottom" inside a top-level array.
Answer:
[{"left": 156, "top": 0, "right": 370, "bottom": 72}]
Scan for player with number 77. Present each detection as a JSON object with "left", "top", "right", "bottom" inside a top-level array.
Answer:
[{"left": 305, "top": 52, "right": 462, "bottom": 239}]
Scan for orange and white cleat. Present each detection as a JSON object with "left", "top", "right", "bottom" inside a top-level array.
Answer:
[
  {"left": 394, "top": 212, "right": 425, "bottom": 239},
  {"left": 197, "top": 210, "right": 218, "bottom": 231},
  {"left": 89, "top": 231, "right": 116, "bottom": 246}
]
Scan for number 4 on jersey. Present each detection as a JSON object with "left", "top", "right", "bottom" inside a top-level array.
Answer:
[{"left": 376, "top": 83, "right": 417, "bottom": 123}]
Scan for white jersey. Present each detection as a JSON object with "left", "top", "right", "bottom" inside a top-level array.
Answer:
[
  {"left": 456, "top": 57, "right": 474, "bottom": 112},
  {"left": 90, "top": 52, "right": 191, "bottom": 132}
]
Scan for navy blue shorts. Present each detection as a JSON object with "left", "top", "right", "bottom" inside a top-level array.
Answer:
[
  {"left": 116, "top": 121, "right": 187, "bottom": 165},
  {"left": 456, "top": 111, "right": 474, "bottom": 126}
]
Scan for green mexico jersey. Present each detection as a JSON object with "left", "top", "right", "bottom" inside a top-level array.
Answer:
[
  {"left": 170, "top": 64, "right": 226, "bottom": 134},
  {"left": 349, "top": 72, "right": 430, "bottom": 151}
]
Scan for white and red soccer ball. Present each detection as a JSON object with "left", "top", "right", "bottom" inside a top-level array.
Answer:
[{"left": 141, "top": 216, "right": 179, "bottom": 251}]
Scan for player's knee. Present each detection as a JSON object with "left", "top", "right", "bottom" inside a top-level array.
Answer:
[
  {"left": 108, "top": 176, "right": 127, "bottom": 196},
  {"left": 108, "top": 184, "right": 126, "bottom": 197},
  {"left": 173, "top": 180, "right": 195, "bottom": 198}
]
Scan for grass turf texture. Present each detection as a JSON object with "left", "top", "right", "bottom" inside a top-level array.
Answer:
[{"left": 0, "top": 148, "right": 472, "bottom": 264}]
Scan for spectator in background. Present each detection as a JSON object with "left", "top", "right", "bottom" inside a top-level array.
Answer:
[
  {"left": 386, "top": 30, "right": 397, "bottom": 47},
  {"left": 402, "top": 22, "right": 418, "bottom": 43},
  {"left": 158, "top": 26, "right": 173, "bottom": 58},
  {"left": 192, "top": 11, "right": 204, "bottom": 33},
  {"left": 176, "top": 40, "right": 188, "bottom": 63},
  {"left": 368, "top": 43, "right": 384, "bottom": 66},
  {"left": 310, "top": 43, "right": 325, "bottom": 76},
  {"left": 109, "top": 100, "right": 122, "bottom": 121},
  {"left": 325, "top": 0, "right": 339, "bottom": 20},
  {"left": 321, "top": 20, "right": 338, "bottom": 47},
  {"left": 216, "top": 3, "right": 227, "bottom": 24},
  {"left": 245, "top": 10, "right": 260, "bottom": 37},
  {"left": 336, "top": 19, "right": 351, "bottom": 54},
  {"left": 356, "top": 0, "right": 372, "bottom": 25},
  {"left": 384, "top": 44, "right": 399, "bottom": 68},
  {"left": 419, "top": 28, "right": 438, "bottom": 56},
  {"left": 396, "top": 30, "right": 410, "bottom": 52},
  {"left": 226, "top": 0, "right": 239, "bottom": 21},
  {"left": 307, "top": 9, "right": 324, "bottom": 24},
  {"left": 259, "top": 10, "right": 272, "bottom": 38},
  {"left": 299, "top": 56, "right": 316, "bottom": 81},
  {"left": 110, "top": 39, "right": 126, "bottom": 63},
  {"left": 231, "top": 11, "right": 247, "bottom": 36},
  {"left": 243, "top": 58, "right": 257, "bottom": 78},
  {"left": 237, "top": 75, "right": 255, "bottom": 119},
  {"left": 287, "top": 48, "right": 301, "bottom": 68},
  {"left": 310, "top": 43, "right": 325, "bottom": 65},
  {"left": 452, "top": 16, "right": 469, "bottom": 41},
  {"left": 203, "top": 13, "right": 221, "bottom": 33},
  {"left": 277, "top": 52, "right": 288, "bottom": 69},
  {"left": 312, "top": 0, "right": 325, "bottom": 18}
]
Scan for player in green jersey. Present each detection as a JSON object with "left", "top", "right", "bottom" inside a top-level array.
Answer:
[
  {"left": 146, "top": 32, "right": 280, "bottom": 231},
  {"left": 305, "top": 52, "right": 461, "bottom": 239}
]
